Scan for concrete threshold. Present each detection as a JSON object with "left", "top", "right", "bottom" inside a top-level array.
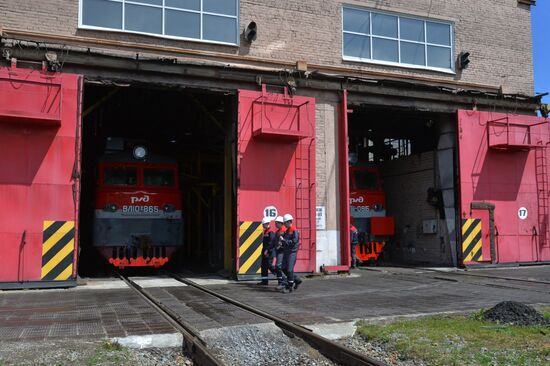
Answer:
[
  {"left": 305, "top": 321, "right": 358, "bottom": 340},
  {"left": 110, "top": 333, "right": 183, "bottom": 349},
  {"left": 129, "top": 277, "right": 187, "bottom": 288}
]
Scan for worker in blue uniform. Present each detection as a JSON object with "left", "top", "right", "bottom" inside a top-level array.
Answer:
[
  {"left": 273, "top": 216, "right": 286, "bottom": 288},
  {"left": 258, "top": 216, "right": 275, "bottom": 285},
  {"left": 280, "top": 214, "right": 302, "bottom": 293},
  {"left": 350, "top": 223, "right": 359, "bottom": 268}
]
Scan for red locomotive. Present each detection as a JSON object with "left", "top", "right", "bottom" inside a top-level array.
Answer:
[
  {"left": 349, "top": 165, "right": 395, "bottom": 263},
  {"left": 93, "top": 145, "right": 183, "bottom": 268}
]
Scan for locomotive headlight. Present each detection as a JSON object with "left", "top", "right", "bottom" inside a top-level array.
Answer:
[
  {"left": 163, "top": 204, "right": 176, "bottom": 212},
  {"left": 104, "top": 203, "right": 117, "bottom": 212},
  {"left": 133, "top": 146, "right": 147, "bottom": 160}
]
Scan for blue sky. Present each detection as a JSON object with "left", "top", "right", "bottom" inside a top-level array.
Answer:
[{"left": 533, "top": 2, "right": 549, "bottom": 103}]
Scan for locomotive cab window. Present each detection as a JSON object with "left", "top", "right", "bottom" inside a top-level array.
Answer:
[
  {"left": 103, "top": 166, "right": 137, "bottom": 185},
  {"left": 144, "top": 168, "right": 175, "bottom": 187},
  {"left": 354, "top": 170, "right": 380, "bottom": 190}
]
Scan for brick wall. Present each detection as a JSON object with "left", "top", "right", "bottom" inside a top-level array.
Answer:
[
  {"left": 0, "top": 0, "right": 534, "bottom": 95},
  {"left": 381, "top": 151, "right": 453, "bottom": 265}
]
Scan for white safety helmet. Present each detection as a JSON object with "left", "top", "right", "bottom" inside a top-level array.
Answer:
[
  {"left": 283, "top": 214, "right": 293, "bottom": 222},
  {"left": 275, "top": 216, "right": 284, "bottom": 223},
  {"left": 261, "top": 217, "right": 271, "bottom": 225}
]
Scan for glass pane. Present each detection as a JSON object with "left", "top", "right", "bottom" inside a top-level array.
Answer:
[
  {"left": 427, "top": 46, "right": 452, "bottom": 69},
  {"left": 343, "top": 7, "right": 370, "bottom": 34},
  {"left": 125, "top": 3, "right": 162, "bottom": 34},
  {"left": 82, "top": 0, "right": 122, "bottom": 29},
  {"left": 372, "top": 13, "right": 397, "bottom": 38},
  {"left": 104, "top": 167, "right": 137, "bottom": 185},
  {"left": 355, "top": 170, "right": 379, "bottom": 190},
  {"left": 401, "top": 41, "right": 425, "bottom": 65},
  {"left": 400, "top": 18, "right": 424, "bottom": 42},
  {"left": 343, "top": 33, "right": 370, "bottom": 59},
  {"left": 203, "top": 14, "right": 237, "bottom": 43},
  {"left": 144, "top": 169, "right": 175, "bottom": 186},
  {"left": 426, "top": 22, "right": 451, "bottom": 45},
  {"left": 372, "top": 38, "right": 398, "bottom": 62},
  {"left": 165, "top": 10, "right": 200, "bottom": 38},
  {"left": 203, "top": 0, "right": 237, "bottom": 16},
  {"left": 166, "top": 0, "right": 199, "bottom": 10},
  {"left": 130, "top": 0, "right": 162, "bottom": 6}
]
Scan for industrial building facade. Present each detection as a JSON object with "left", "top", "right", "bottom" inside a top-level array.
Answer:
[{"left": 0, "top": 0, "right": 547, "bottom": 289}]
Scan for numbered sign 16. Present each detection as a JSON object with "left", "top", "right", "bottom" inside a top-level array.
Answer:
[{"left": 263, "top": 205, "right": 278, "bottom": 219}]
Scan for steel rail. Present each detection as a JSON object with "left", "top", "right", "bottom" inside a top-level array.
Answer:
[
  {"left": 359, "top": 267, "right": 550, "bottom": 294},
  {"left": 169, "top": 273, "right": 387, "bottom": 366},
  {"left": 116, "top": 273, "right": 223, "bottom": 366},
  {"left": 430, "top": 269, "right": 550, "bottom": 285}
]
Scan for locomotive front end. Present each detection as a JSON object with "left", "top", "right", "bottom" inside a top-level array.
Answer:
[{"left": 93, "top": 148, "right": 183, "bottom": 268}]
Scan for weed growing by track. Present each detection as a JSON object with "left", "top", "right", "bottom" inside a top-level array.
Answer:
[
  {"left": 87, "top": 341, "right": 129, "bottom": 366},
  {"left": 355, "top": 308, "right": 550, "bottom": 366}
]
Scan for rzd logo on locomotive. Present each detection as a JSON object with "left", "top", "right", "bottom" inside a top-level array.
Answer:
[{"left": 131, "top": 195, "right": 150, "bottom": 204}]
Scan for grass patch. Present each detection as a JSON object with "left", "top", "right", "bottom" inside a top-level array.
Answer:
[
  {"left": 356, "top": 312, "right": 550, "bottom": 366},
  {"left": 86, "top": 340, "right": 129, "bottom": 366},
  {"left": 540, "top": 306, "right": 550, "bottom": 320}
]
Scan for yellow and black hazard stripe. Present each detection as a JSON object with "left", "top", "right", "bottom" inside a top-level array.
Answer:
[
  {"left": 462, "top": 218, "right": 483, "bottom": 262},
  {"left": 238, "top": 221, "right": 264, "bottom": 275},
  {"left": 41, "top": 220, "right": 75, "bottom": 281}
]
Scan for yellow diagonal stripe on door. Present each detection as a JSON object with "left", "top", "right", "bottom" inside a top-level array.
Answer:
[
  {"left": 463, "top": 223, "right": 481, "bottom": 248},
  {"left": 41, "top": 239, "right": 74, "bottom": 279},
  {"left": 239, "top": 244, "right": 263, "bottom": 274},
  {"left": 42, "top": 221, "right": 74, "bottom": 256},
  {"left": 462, "top": 219, "right": 474, "bottom": 235},
  {"left": 239, "top": 229, "right": 262, "bottom": 255}
]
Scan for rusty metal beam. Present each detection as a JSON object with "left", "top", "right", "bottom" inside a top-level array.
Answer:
[
  {"left": 0, "top": 45, "right": 540, "bottom": 115},
  {"left": 82, "top": 87, "right": 120, "bottom": 118},
  {"left": 186, "top": 94, "right": 225, "bottom": 133},
  {"left": 1, "top": 27, "right": 504, "bottom": 92}
]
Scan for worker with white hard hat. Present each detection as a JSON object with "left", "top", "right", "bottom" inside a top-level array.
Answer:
[
  {"left": 272, "top": 216, "right": 287, "bottom": 288},
  {"left": 280, "top": 213, "right": 302, "bottom": 293},
  {"left": 258, "top": 216, "right": 276, "bottom": 285}
]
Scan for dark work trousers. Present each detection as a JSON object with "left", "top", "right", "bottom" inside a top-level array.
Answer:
[
  {"left": 260, "top": 248, "right": 270, "bottom": 283},
  {"left": 274, "top": 249, "right": 285, "bottom": 284},
  {"left": 282, "top": 249, "right": 299, "bottom": 287}
]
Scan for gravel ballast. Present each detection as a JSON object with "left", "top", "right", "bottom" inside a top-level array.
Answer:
[
  {"left": 200, "top": 322, "right": 335, "bottom": 366},
  {"left": 339, "top": 335, "right": 425, "bottom": 366},
  {"left": 0, "top": 339, "right": 190, "bottom": 366}
]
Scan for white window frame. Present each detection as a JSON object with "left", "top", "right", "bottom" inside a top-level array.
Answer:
[
  {"left": 342, "top": 5, "right": 455, "bottom": 74},
  {"left": 78, "top": 0, "right": 240, "bottom": 46}
]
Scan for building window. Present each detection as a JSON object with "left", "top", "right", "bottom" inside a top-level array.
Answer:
[
  {"left": 342, "top": 6, "right": 454, "bottom": 72},
  {"left": 80, "top": 0, "right": 239, "bottom": 45}
]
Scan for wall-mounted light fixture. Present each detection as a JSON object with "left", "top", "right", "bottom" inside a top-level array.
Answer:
[
  {"left": 244, "top": 22, "right": 257, "bottom": 43},
  {"left": 458, "top": 52, "right": 471, "bottom": 70}
]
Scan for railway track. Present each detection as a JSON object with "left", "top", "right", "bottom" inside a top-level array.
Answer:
[
  {"left": 117, "top": 272, "right": 387, "bottom": 366},
  {"left": 360, "top": 266, "right": 550, "bottom": 294},
  {"left": 116, "top": 272, "right": 223, "bottom": 366}
]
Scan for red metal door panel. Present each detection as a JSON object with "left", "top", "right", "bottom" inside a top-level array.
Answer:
[
  {"left": 0, "top": 66, "right": 82, "bottom": 285},
  {"left": 237, "top": 87, "right": 316, "bottom": 276},
  {"left": 458, "top": 110, "right": 549, "bottom": 264}
]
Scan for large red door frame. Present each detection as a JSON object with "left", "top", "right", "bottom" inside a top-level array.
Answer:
[
  {"left": 0, "top": 65, "right": 82, "bottom": 289},
  {"left": 457, "top": 110, "right": 550, "bottom": 265},
  {"left": 236, "top": 86, "right": 316, "bottom": 277},
  {"left": 326, "top": 90, "right": 351, "bottom": 271}
]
